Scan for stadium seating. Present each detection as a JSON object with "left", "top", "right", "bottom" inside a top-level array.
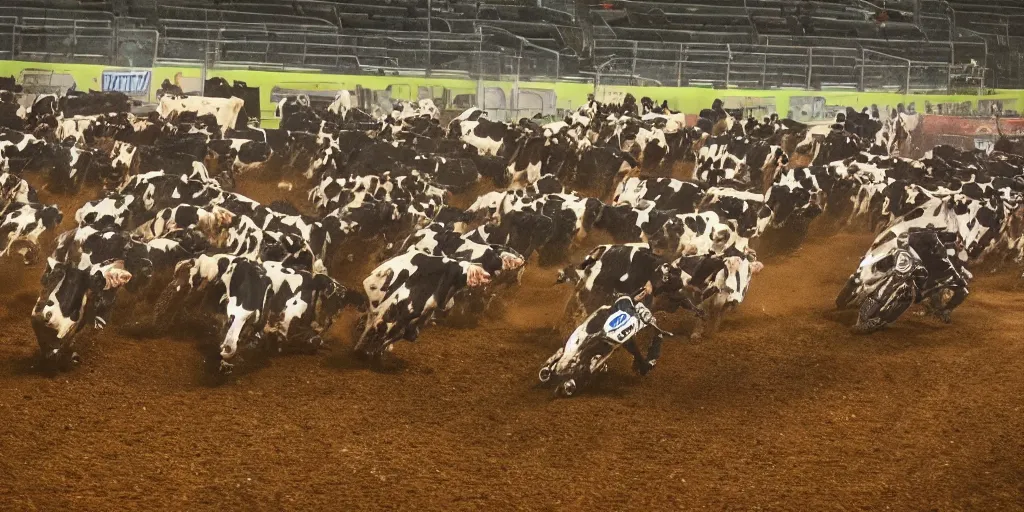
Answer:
[{"left": 0, "top": 0, "right": 1021, "bottom": 90}]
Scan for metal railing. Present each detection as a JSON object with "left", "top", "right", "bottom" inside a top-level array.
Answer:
[{"left": 0, "top": 10, "right": 1005, "bottom": 94}]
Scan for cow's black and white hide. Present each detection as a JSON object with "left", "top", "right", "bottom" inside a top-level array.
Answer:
[
  {"left": 0, "top": 201, "right": 63, "bottom": 264},
  {"left": 698, "top": 187, "right": 767, "bottom": 239},
  {"left": 32, "top": 257, "right": 134, "bottom": 367},
  {"left": 504, "top": 193, "right": 604, "bottom": 266},
  {"left": 653, "top": 211, "right": 747, "bottom": 257},
  {"left": 0, "top": 130, "right": 46, "bottom": 174},
  {"left": 133, "top": 204, "right": 235, "bottom": 246},
  {"left": 31, "top": 226, "right": 155, "bottom": 366},
  {"left": 355, "top": 251, "right": 490, "bottom": 358},
  {"left": 169, "top": 254, "right": 273, "bottom": 371},
  {"left": 60, "top": 91, "right": 132, "bottom": 118},
  {"left": 412, "top": 155, "right": 480, "bottom": 193},
  {"left": 462, "top": 210, "right": 555, "bottom": 262},
  {"left": 455, "top": 117, "right": 523, "bottom": 158},
  {"left": 670, "top": 244, "right": 763, "bottom": 339},
  {"left": 208, "top": 138, "right": 272, "bottom": 177},
  {"left": 555, "top": 243, "right": 687, "bottom": 324},
  {"left": 593, "top": 202, "right": 676, "bottom": 246},
  {"left": 75, "top": 193, "right": 140, "bottom": 230},
  {"left": 223, "top": 216, "right": 324, "bottom": 273},
  {"left": 119, "top": 171, "right": 220, "bottom": 214},
  {"left": 399, "top": 224, "right": 527, "bottom": 323},
  {"left": 0, "top": 171, "right": 38, "bottom": 209},
  {"left": 261, "top": 261, "right": 360, "bottom": 354}
]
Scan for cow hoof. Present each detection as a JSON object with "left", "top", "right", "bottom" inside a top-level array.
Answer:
[
  {"left": 690, "top": 332, "right": 703, "bottom": 342},
  {"left": 218, "top": 361, "right": 234, "bottom": 374},
  {"left": 69, "top": 352, "right": 81, "bottom": 365}
]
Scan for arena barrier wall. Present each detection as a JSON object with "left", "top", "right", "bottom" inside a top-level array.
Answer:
[{"left": 3, "top": 60, "right": 1024, "bottom": 145}]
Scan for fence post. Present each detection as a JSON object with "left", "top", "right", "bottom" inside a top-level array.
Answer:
[
  {"left": 906, "top": 60, "right": 911, "bottom": 93},
  {"left": 111, "top": 19, "right": 118, "bottom": 65},
  {"left": 152, "top": 30, "right": 159, "bottom": 76},
  {"left": 426, "top": 0, "right": 432, "bottom": 77},
  {"left": 725, "top": 44, "right": 731, "bottom": 88},
  {"left": 807, "top": 47, "right": 813, "bottom": 88},
  {"left": 676, "top": 43, "right": 682, "bottom": 87},
  {"left": 631, "top": 40, "right": 637, "bottom": 82},
  {"left": 859, "top": 48, "right": 865, "bottom": 91}
]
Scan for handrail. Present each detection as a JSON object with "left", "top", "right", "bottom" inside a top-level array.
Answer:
[{"left": 478, "top": 24, "right": 562, "bottom": 79}]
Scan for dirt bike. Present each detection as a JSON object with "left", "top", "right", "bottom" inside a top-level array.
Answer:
[
  {"left": 538, "top": 294, "right": 672, "bottom": 397},
  {"left": 836, "top": 248, "right": 926, "bottom": 334}
]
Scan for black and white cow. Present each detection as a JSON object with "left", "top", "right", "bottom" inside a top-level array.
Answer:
[
  {"left": 0, "top": 202, "right": 63, "bottom": 264},
  {"left": 261, "top": 261, "right": 362, "bottom": 354},
  {"left": 208, "top": 138, "right": 273, "bottom": 176},
  {"left": 462, "top": 210, "right": 555, "bottom": 261},
  {"left": 32, "top": 258, "right": 134, "bottom": 366},
  {"left": 133, "top": 204, "right": 235, "bottom": 246},
  {"left": 670, "top": 244, "right": 763, "bottom": 339},
  {"left": 31, "top": 226, "right": 154, "bottom": 366},
  {"left": 176, "top": 254, "right": 273, "bottom": 371},
  {"left": 455, "top": 117, "right": 523, "bottom": 158},
  {"left": 555, "top": 243, "right": 689, "bottom": 324},
  {"left": 613, "top": 177, "right": 705, "bottom": 213},
  {"left": 75, "top": 194, "right": 139, "bottom": 229},
  {"left": 355, "top": 251, "right": 490, "bottom": 358},
  {"left": 698, "top": 187, "right": 767, "bottom": 239}
]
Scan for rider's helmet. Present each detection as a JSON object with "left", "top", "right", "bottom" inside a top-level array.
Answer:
[{"left": 896, "top": 231, "right": 910, "bottom": 249}]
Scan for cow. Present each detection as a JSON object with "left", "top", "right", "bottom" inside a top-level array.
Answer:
[
  {"left": 456, "top": 117, "right": 523, "bottom": 157},
  {"left": 32, "top": 258, "right": 134, "bottom": 368},
  {"left": 208, "top": 138, "right": 273, "bottom": 177},
  {"left": 156, "top": 95, "right": 244, "bottom": 135},
  {"left": 613, "top": 177, "right": 705, "bottom": 213},
  {"left": 31, "top": 226, "right": 155, "bottom": 367},
  {"left": 699, "top": 187, "right": 767, "bottom": 239},
  {"left": 75, "top": 194, "right": 139, "bottom": 229},
  {"left": 555, "top": 243, "right": 691, "bottom": 329},
  {"left": 261, "top": 261, "right": 362, "bottom": 354},
  {"left": 671, "top": 245, "right": 763, "bottom": 339},
  {"left": 173, "top": 254, "right": 273, "bottom": 372},
  {"left": 654, "top": 211, "right": 746, "bottom": 257},
  {"left": 462, "top": 210, "right": 555, "bottom": 261},
  {"left": 592, "top": 202, "right": 677, "bottom": 245},
  {"left": 355, "top": 251, "right": 490, "bottom": 358},
  {"left": 133, "top": 204, "right": 235, "bottom": 246},
  {"left": 0, "top": 202, "right": 63, "bottom": 264}
]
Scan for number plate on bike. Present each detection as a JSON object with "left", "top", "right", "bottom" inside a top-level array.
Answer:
[{"left": 603, "top": 311, "right": 640, "bottom": 343}]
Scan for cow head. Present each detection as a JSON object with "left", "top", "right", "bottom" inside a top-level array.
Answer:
[
  {"left": 31, "top": 259, "right": 133, "bottom": 365},
  {"left": 715, "top": 251, "right": 760, "bottom": 309},
  {"left": 652, "top": 262, "right": 684, "bottom": 295},
  {"left": 309, "top": 273, "right": 351, "bottom": 333}
]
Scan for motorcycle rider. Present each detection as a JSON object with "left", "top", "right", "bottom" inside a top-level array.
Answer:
[
  {"left": 611, "top": 286, "right": 669, "bottom": 376},
  {"left": 905, "top": 228, "right": 970, "bottom": 323}
]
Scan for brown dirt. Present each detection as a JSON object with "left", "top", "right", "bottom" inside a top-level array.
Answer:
[{"left": 2, "top": 217, "right": 1024, "bottom": 509}]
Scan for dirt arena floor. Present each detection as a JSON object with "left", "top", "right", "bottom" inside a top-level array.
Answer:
[{"left": 1, "top": 186, "right": 1023, "bottom": 510}]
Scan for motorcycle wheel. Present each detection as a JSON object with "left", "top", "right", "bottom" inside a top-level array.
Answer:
[{"left": 538, "top": 366, "right": 552, "bottom": 383}]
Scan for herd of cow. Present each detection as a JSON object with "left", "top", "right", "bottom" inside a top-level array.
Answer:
[{"left": 0, "top": 82, "right": 1021, "bottom": 391}]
